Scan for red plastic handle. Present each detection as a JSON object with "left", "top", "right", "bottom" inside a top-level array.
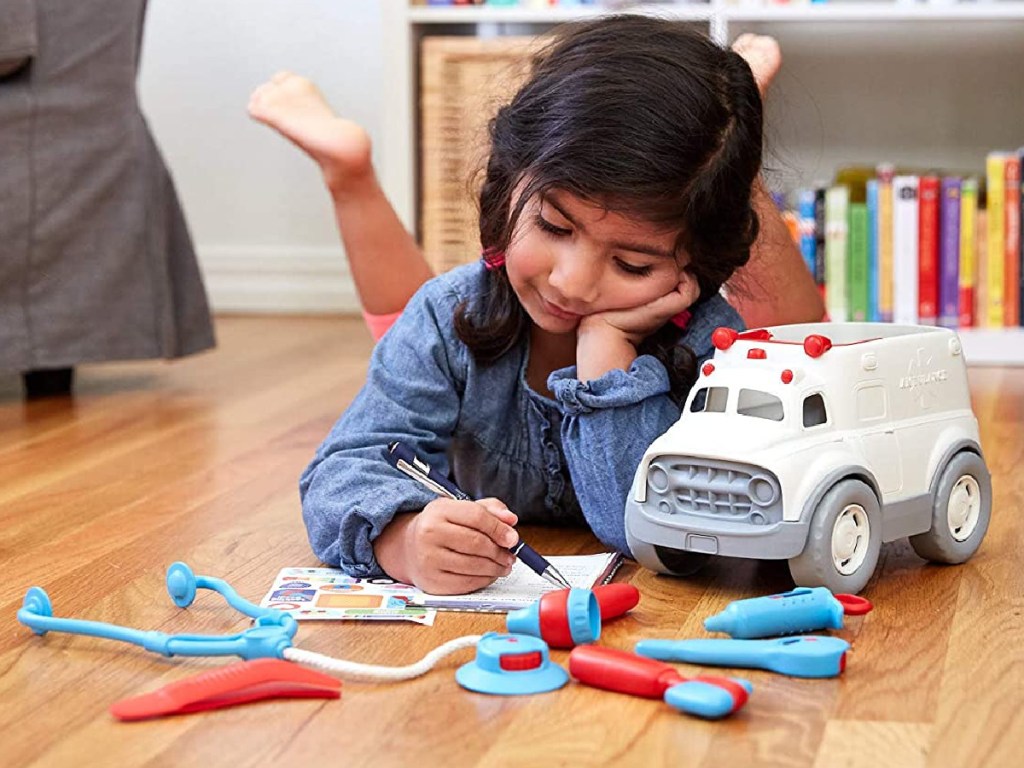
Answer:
[
  {"left": 593, "top": 584, "right": 640, "bottom": 621},
  {"left": 569, "top": 645, "right": 682, "bottom": 699}
]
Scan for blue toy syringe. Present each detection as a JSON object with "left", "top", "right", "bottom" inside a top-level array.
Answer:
[{"left": 704, "top": 587, "right": 872, "bottom": 639}]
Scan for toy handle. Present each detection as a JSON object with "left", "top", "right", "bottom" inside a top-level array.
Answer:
[{"left": 569, "top": 645, "right": 682, "bottom": 699}]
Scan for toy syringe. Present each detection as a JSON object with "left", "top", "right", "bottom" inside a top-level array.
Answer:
[{"left": 704, "top": 587, "right": 872, "bottom": 639}]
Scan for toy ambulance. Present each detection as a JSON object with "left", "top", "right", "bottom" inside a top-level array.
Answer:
[{"left": 624, "top": 323, "right": 992, "bottom": 595}]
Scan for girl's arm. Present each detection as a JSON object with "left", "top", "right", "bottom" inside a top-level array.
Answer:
[
  {"left": 728, "top": 179, "right": 826, "bottom": 329},
  {"left": 551, "top": 295, "right": 744, "bottom": 555}
]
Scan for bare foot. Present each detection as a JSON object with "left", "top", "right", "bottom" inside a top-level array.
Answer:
[
  {"left": 731, "top": 34, "right": 782, "bottom": 96},
  {"left": 248, "top": 71, "right": 373, "bottom": 193}
]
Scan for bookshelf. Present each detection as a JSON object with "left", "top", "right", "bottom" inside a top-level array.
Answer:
[{"left": 379, "top": 2, "right": 1024, "bottom": 366}]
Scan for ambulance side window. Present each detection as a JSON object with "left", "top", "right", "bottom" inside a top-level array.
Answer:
[
  {"left": 690, "top": 387, "right": 728, "bottom": 413},
  {"left": 803, "top": 393, "right": 828, "bottom": 428}
]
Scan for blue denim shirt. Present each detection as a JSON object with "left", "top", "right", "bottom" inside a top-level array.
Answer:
[{"left": 300, "top": 262, "right": 744, "bottom": 577}]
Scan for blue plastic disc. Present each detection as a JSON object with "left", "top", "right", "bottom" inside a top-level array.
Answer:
[{"left": 456, "top": 633, "right": 568, "bottom": 696}]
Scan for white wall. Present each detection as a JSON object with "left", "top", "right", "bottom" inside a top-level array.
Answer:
[{"left": 139, "top": 0, "right": 388, "bottom": 313}]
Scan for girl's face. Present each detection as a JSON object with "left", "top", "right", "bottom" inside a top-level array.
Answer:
[{"left": 505, "top": 190, "right": 690, "bottom": 335}]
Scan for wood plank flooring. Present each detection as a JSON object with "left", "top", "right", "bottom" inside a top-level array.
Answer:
[{"left": 2, "top": 315, "right": 1021, "bottom": 768}]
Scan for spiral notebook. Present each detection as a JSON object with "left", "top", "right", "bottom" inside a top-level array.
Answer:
[{"left": 408, "top": 552, "right": 623, "bottom": 613}]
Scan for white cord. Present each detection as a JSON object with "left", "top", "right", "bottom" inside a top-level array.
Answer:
[{"left": 283, "top": 634, "right": 483, "bottom": 682}]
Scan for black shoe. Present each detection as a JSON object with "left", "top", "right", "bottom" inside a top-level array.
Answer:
[{"left": 22, "top": 368, "right": 74, "bottom": 399}]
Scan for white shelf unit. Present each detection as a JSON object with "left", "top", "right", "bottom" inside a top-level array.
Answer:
[{"left": 379, "top": 2, "right": 1024, "bottom": 366}]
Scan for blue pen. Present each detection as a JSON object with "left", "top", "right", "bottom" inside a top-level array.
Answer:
[{"left": 385, "top": 441, "right": 572, "bottom": 589}]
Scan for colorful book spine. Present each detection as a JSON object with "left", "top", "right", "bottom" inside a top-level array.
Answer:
[
  {"left": 797, "top": 189, "right": 817, "bottom": 279},
  {"left": 1019, "top": 148, "right": 1024, "bottom": 327},
  {"left": 825, "top": 185, "right": 849, "bottom": 322},
  {"left": 814, "top": 187, "right": 827, "bottom": 296},
  {"left": 1004, "top": 154, "right": 1021, "bottom": 327},
  {"left": 938, "top": 177, "right": 961, "bottom": 329},
  {"left": 918, "top": 175, "right": 940, "bottom": 325},
  {"left": 985, "top": 153, "right": 1006, "bottom": 327},
  {"left": 958, "top": 177, "right": 978, "bottom": 328},
  {"left": 976, "top": 186, "right": 989, "bottom": 325},
  {"left": 892, "top": 176, "right": 920, "bottom": 325},
  {"left": 848, "top": 202, "right": 870, "bottom": 322},
  {"left": 877, "top": 165, "right": 895, "bottom": 323},
  {"left": 866, "top": 180, "right": 880, "bottom": 322}
]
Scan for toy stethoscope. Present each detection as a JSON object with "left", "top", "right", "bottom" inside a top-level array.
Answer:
[{"left": 18, "top": 562, "right": 482, "bottom": 682}]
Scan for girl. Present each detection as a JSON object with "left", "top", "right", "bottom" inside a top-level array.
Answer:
[{"left": 250, "top": 17, "right": 820, "bottom": 595}]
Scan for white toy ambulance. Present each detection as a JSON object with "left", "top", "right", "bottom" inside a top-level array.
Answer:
[{"left": 624, "top": 323, "right": 992, "bottom": 595}]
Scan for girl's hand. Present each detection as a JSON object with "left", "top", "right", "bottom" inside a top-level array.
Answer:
[
  {"left": 373, "top": 498, "right": 519, "bottom": 595},
  {"left": 576, "top": 277, "right": 699, "bottom": 381}
]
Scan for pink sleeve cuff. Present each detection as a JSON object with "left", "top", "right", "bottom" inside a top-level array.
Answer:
[{"left": 362, "top": 309, "right": 404, "bottom": 342}]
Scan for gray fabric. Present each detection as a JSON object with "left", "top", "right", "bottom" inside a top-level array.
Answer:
[
  {"left": 0, "top": 0, "right": 37, "bottom": 61},
  {"left": 0, "top": 0, "right": 214, "bottom": 373}
]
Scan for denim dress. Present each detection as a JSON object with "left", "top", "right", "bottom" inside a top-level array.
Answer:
[{"left": 300, "top": 262, "right": 744, "bottom": 577}]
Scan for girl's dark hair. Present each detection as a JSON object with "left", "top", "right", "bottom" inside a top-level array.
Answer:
[{"left": 454, "top": 16, "right": 763, "bottom": 404}]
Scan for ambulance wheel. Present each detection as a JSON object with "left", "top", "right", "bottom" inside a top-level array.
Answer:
[
  {"left": 910, "top": 451, "right": 992, "bottom": 564},
  {"left": 788, "top": 478, "right": 881, "bottom": 595},
  {"left": 628, "top": 537, "right": 709, "bottom": 577}
]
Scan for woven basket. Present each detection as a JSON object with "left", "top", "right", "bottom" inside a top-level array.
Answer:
[{"left": 419, "top": 36, "right": 538, "bottom": 274}]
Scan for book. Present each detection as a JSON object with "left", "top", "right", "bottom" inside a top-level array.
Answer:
[
  {"left": 918, "top": 175, "right": 940, "bottom": 325},
  {"left": 848, "top": 201, "right": 870, "bottom": 322},
  {"left": 959, "top": 177, "right": 979, "bottom": 328},
  {"left": 985, "top": 152, "right": 1006, "bottom": 327},
  {"left": 259, "top": 567, "right": 437, "bottom": 624},
  {"left": 1004, "top": 154, "right": 1021, "bottom": 327},
  {"left": 866, "top": 179, "right": 880, "bottom": 322},
  {"left": 797, "top": 188, "right": 817, "bottom": 280},
  {"left": 938, "top": 177, "right": 961, "bottom": 329},
  {"left": 410, "top": 552, "right": 623, "bottom": 612},
  {"left": 893, "top": 175, "right": 920, "bottom": 325},
  {"left": 824, "top": 185, "right": 850, "bottom": 322},
  {"left": 813, "top": 186, "right": 828, "bottom": 294},
  {"left": 877, "top": 165, "right": 895, "bottom": 323}
]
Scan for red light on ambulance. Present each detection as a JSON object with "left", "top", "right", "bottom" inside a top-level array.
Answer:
[
  {"left": 803, "top": 334, "right": 833, "bottom": 358},
  {"left": 702, "top": 363, "right": 715, "bottom": 377},
  {"left": 781, "top": 369, "right": 794, "bottom": 384},
  {"left": 747, "top": 348, "right": 766, "bottom": 360},
  {"left": 712, "top": 327, "right": 739, "bottom": 350}
]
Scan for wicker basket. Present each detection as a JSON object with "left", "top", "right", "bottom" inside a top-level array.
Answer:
[{"left": 419, "top": 36, "right": 538, "bottom": 274}]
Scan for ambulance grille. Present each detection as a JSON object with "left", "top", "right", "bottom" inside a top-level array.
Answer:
[{"left": 643, "top": 457, "right": 783, "bottom": 526}]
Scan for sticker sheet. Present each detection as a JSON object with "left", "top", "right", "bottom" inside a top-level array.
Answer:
[{"left": 259, "top": 567, "right": 435, "bottom": 625}]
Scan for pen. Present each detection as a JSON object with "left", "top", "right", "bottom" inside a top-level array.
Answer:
[{"left": 384, "top": 441, "right": 572, "bottom": 590}]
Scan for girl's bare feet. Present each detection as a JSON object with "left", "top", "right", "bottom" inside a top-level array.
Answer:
[
  {"left": 731, "top": 33, "right": 782, "bottom": 96},
  {"left": 248, "top": 71, "right": 373, "bottom": 194}
]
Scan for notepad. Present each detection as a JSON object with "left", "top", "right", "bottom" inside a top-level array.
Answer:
[{"left": 409, "top": 552, "right": 623, "bottom": 613}]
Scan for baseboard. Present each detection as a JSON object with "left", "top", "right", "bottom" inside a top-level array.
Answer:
[{"left": 198, "top": 245, "right": 360, "bottom": 314}]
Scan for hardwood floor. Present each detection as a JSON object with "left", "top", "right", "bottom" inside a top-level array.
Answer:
[{"left": 2, "top": 315, "right": 1021, "bottom": 768}]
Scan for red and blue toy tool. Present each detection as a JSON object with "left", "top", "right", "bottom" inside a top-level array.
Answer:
[
  {"left": 505, "top": 584, "right": 640, "bottom": 649},
  {"left": 705, "top": 587, "right": 872, "bottom": 639},
  {"left": 635, "top": 636, "right": 851, "bottom": 679},
  {"left": 456, "top": 633, "right": 568, "bottom": 695},
  {"left": 568, "top": 645, "right": 751, "bottom": 719}
]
